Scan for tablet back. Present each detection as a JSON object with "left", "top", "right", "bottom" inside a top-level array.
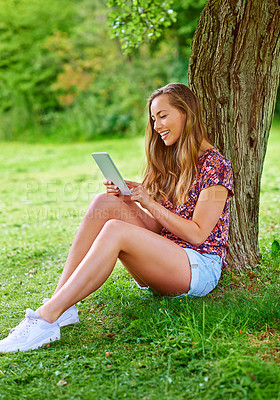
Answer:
[{"left": 92, "top": 152, "right": 131, "bottom": 195}]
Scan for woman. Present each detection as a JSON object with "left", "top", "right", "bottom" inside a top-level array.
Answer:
[{"left": 0, "top": 83, "right": 233, "bottom": 353}]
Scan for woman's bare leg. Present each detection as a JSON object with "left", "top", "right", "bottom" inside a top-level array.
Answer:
[
  {"left": 37, "top": 220, "right": 191, "bottom": 323},
  {"left": 53, "top": 193, "right": 161, "bottom": 295}
]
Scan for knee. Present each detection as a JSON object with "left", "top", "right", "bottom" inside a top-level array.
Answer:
[
  {"left": 92, "top": 192, "right": 112, "bottom": 206},
  {"left": 96, "top": 219, "right": 127, "bottom": 245},
  {"left": 103, "top": 219, "right": 127, "bottom": 233},
  {"left": 85, "top": 193, "right": 120, "bottom": 219},
  {"left": 101, "top": 219, "right": 128, "bottom": 239}
]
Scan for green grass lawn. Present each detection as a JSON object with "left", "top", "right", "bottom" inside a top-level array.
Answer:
[{"left": 0, "top": 127, "right": 279, "bottom": 400}]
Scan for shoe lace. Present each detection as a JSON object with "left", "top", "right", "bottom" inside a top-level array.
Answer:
[
  {"left": 9, "top": 318, "right": 32, "bottom": 339},
  {"left": 9, "top": 311, "right": 40, "bottom": 339}
]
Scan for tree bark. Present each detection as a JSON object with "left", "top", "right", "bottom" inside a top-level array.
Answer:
[{"left": 188, "top": 0, "right": 280, "bottom": 270}]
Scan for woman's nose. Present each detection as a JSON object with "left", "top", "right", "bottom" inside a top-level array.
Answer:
[{"left": 154, "top": 119, "right": 162, "bottom": 132}]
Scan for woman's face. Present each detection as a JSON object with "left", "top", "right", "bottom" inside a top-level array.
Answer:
[{"left": 150, "top": 94, "right": 186, "bottom": 146}]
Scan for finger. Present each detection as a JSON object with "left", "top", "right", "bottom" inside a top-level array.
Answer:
[
  {"left": 125, "top": 180, "right": 140, "bottom": 188},
  {"left": 107, "top": 185, "right": 120, "bottom": 191},
  {"left": 131, "top": 187, "right": 142, "bottom": 196},
  {"left": 103, "top": 180, "right": 113, "bottom": 186},
  {"left": 130, "top": 190, "right": 140, "bottom": 199},
  {"left": 107, "top": 188, "right": 120, "bottom": 195},
  {"left": 106, "top": 185, "right": 116, "bottom": 190}
]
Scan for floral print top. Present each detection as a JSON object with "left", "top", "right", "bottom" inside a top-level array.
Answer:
[{"left": 160, "top": 147, "right": 234, "bottom": 267}]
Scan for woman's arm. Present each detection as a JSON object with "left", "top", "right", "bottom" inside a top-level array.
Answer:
[{"left": 130, "top": 183, "right": 228, "bottom": 247}]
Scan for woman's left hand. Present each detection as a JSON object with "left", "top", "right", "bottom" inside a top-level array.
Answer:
[{"left": 125, "top": 180, "right": 153, "bottom": 210}]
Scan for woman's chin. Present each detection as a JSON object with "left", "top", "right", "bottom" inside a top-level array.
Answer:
[{"left": 163, "top": 138, "right": 176, "bottom": 146}]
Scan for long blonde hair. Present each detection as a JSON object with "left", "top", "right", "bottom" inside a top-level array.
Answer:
[{"left": 142, "top": 83, "right": 210, "bottom": 207}]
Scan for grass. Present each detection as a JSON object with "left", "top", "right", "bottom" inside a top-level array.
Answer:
[{"left": 0, "top": 125, "right": 279, "bottom": 399}]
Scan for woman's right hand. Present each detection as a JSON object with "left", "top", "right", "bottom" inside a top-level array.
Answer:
[{"left": 103, "top": 180, "right": 121, "bottom": 196}]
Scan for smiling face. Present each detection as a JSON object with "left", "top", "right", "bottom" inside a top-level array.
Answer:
[{"left": 150, "top": 94, "right": 186, "bottom": 146}]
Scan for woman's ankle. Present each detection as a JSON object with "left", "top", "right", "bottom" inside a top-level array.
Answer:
[{"left": 36, "top": 305, "right": 58, "bottom": 324}]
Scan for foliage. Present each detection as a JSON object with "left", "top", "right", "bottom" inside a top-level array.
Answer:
[
  {"left": 0, "top": 0, "right": 187, "bottom": 142},
  {"left": 106, "top": 0, "right": 177, "bottom": 52},
  {"left": 0, "top": 0, "right": 278, "bottom": 142},
  {"left": 169, "top": 0, "right": 207, "bottom": 54},
  {"left": 107, "top": 0, "right": 207, "bottom": 56},
  {"left": 271, "top": 240, "right": 280, "bottom": 258},
  {"left": 107, "top": 0, "right": 280, "bottom": 118},
  {"left": 0, "top": 127, "right": 279, "bottom": 399},
  {"left": 266, "top": 240, "right": 280, "bottom": 270},
  {"left": 0, "top": 0, "right": 78, "bottom": 114},
  {"left": 42, "top": 1, "right": 186, "bottom": 141}
]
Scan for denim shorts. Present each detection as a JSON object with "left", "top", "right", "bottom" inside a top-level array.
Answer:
[
  {"left": 182, "top": 249, "right": 222, "bottom": 297},
  {"left": 134, "top": 249, "right": 222, "bottom": 298}
]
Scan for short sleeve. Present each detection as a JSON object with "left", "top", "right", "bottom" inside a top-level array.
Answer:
[{"left": 200, "top": 154, "right": 234, "bottom": 197}]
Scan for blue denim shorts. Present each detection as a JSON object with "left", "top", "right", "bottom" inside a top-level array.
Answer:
[
  {"left": 182, "top": 248, "right": 222, "bottom": 297},
  {"left": 134, "top": 249, "right": 222, "bottom": 298}
]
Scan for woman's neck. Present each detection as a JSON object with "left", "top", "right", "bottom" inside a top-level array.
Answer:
[{"left": 198, "top": 140, "right": 214, "bottom": 158}]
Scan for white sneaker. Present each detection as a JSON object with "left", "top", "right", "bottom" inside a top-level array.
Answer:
[
  {"left": 43, "top": 298, "right": 79, "bottom": 328},
  {"left": 0, "top": 309, "right": 60, "bottom": 353}
]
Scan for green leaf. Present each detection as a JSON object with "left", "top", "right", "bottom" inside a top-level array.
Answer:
[
  {"left": 106, "top": 0, "right": 177, "bottom": 52},
  {"left": 271, "top": 240, "right": 280, "bottom": 255}
]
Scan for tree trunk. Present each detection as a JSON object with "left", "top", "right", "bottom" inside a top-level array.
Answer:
[{"left": 188, "top": 0, "right": 280, "bottom": 270}]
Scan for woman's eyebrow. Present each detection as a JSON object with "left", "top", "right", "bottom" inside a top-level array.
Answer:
[{"left": 151, "top": 109, "right": 168, "bottom": 117}]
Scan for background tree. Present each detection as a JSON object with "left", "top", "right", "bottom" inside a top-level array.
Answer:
[
  {"left": 108, "top": 0, "right": 280, "bottom": 269},
  {"left": 188, "top": 0, "right": 280, "bottom": 269}
]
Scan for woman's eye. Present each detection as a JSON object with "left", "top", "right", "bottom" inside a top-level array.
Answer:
[{"left": 160, "top": 115, "right": 167, "bottom": 119}]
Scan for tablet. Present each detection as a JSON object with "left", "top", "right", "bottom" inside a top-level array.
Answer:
[{"left": 92, "top": 152, "right": 132, "bottom": 196}]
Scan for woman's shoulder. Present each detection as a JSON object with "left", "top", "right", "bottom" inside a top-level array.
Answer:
[
  {"left": 198, "top": 146, "right": 232, "bottom": 170},
  {"left": 197, "top": 146, "right": 234, "bottom": 195}
]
